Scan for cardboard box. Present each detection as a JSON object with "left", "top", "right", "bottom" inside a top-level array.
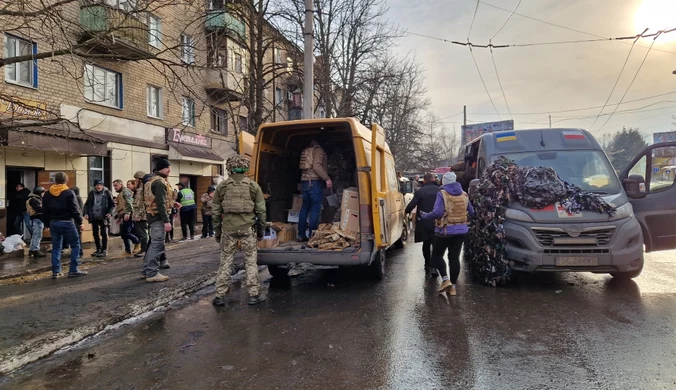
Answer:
[
  {"left": 288, "top": 210, "right": 300, "bottom": 223},
  {"left": 341, "top": 188, "right": 359, "bottom": 211},
  {"left": 340, "top": 209, "right": 360, "bottom": 233},
  {"left": 258, "top": 227, "right": 278, "bottom": 249},
  {"left": 276, "top": 224, "right": 297, "bottom": 243},
  {"left": 292, "top": 194, "right": 303, "bottom": 211}
]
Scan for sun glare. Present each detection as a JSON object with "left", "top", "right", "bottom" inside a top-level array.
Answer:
[{"left": 634, "top": 0, "right": 676, "bottom": 43}]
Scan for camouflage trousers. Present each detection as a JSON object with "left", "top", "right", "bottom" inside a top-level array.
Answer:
[{"left": 215, "top": 229, "right": 260, "bottom": 297}]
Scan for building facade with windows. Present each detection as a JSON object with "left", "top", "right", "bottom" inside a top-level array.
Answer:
[{"left": 0, "top": 0, "right": 317, "bottom": 238}]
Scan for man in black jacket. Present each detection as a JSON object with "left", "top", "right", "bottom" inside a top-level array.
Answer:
[
  {"left": 405, "top": 173, "right": 440, "bottom": 275},
  {"left": 13, "top": 183, "right": 32, "bottom": 235},
  {"left": 83, "top": 180, "right": 115, "bottom": 257},
  {"left": 42, "top": 172, "right": 87, "bottom": 279}
]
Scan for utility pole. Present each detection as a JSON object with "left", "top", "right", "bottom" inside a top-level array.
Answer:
[
  {"left": 303, "top": 0, "right": 314, "bottom": 120},
  {"left": 549, "top": 115, "right": 552, "bottom": 128},
  {"left": 463, "top": 105, "right": 467, "bottom": 126}
]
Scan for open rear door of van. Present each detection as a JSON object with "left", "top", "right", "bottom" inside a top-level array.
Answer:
[
  {"left": 622, "top": 141, "right": 676, "bottom": 252},
  {"left": 371, "top": 123, "right": 391, "bottom": 249}
]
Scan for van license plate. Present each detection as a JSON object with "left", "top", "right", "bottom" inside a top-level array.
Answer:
[{"left": 556, "top": 257, "right": 598, "bottom": 266}]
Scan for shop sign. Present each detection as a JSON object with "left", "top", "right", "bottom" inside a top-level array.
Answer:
[
  {"left": 0, "top": 97, "right": 48, "bottom": 120},
  {"left": 167, "top": 128, "right": 211, "bottom": 148}
]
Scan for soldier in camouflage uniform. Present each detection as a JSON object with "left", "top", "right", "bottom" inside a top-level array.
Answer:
[
  {"left": 132, "top": 170, "right": 149, "bottom": 257},
  {"left": 212, "top": 155, "right": 267, "bottom": 306}
]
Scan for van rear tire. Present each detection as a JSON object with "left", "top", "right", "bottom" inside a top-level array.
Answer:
[
  {"left": 368, "top": 250, "right": 386, "bottom": 280},
  {"left": 267, "top": 265, "right": 289, "bottom": 278}
]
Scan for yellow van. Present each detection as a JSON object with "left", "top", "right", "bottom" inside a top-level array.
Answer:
[{"left": 249, "top": 118, "right": 409, "bottom": 279}]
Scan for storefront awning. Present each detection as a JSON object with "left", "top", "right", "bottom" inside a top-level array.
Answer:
[
  {"left": 3, "top": 123, "right": 108, "bottom": 156},
  {"left": 168, "top": 142, "right": 224, "bottom": 164}
]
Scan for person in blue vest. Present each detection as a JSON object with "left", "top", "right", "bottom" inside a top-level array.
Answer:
[{"left": 176, "top": 182, "right": 196, "bottom": 240}]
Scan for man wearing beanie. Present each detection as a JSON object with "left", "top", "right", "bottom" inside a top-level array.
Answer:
[
  {"left": 42, "top": 172, "right": 87, "bottom": 279},
  {"left": 83, "top": 179, "right": 115, "bottom": 257},
  {"left": 420, "top": 171, "right": 474, "bottom": 297},
  {"left": 142, "top": 158, "right": 176, "bottom": 282}
]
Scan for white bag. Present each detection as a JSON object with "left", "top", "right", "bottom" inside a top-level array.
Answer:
[{"left": 3, "top": 235, "right": 26, "bottom": 253}]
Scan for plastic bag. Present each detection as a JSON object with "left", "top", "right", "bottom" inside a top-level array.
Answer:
[{"left": 2, "top": 234, "right": 26, "bottom": 254}]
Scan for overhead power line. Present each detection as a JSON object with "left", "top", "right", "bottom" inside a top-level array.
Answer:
[
  {"left": 467, "top": 0, "right": 480, "bottom": 41},
  {"left": 490, "top": 0, "right": 522, "bottom": 41},
  {"left": 404, "top": 28, "right": 676, "bottom": 52},
  {"left": 486, "top": 0, "right": 521, "bottom": 120},
  {"left": 469, "top": 46, "right": 501, "bottom": 119},
  {"left": 588, "top": 30, "right": 644, "bottom": 131},
  {"left": 596, "top": 35, "right": 660, "bottom": 132},
  {"left": 474, "top": 0, "right": 676, "bottom": 55}
]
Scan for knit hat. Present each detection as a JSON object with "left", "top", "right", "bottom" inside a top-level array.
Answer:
[
  {"left": 442, "top": 172, "right": 457, "bottom": 185},
  {"left": 93, "top": 179, "right": 103, "bottom": 186},
  {"left": 154, "top": 158, "right": 171, "bottom": 172},
  {"left": 208, "top": 185, "right": 216, "bottom": 193},
  {"left": 134, "top": 170, "right": 147, "bottom": 179}
]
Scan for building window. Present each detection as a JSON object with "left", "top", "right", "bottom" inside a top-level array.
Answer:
[
  {"left": 88, "top": 156, "right": 105, "bottom": 189},
  {"left": 83, "top": 64, "right": 122, "bottom": 109},
  {"left": 4, "top": 34, "right": 37, "bottom": 88},
  {"left": 182, "top": 96, "right": 195, "bottom": 127},
  {"left": 275, "top": 87, "right": 284, "bottom": 107},
  {"left": 148, "top": 15, "right": 161, "bottom": 48},
  {"left": 273, "top": 47, "right": 283, "bottom": 64},
  {"left": 147, "top": 85, "right": 162, "bottom": 118},
  {"left": 233, "top": 53, "right": 243, "bottom": 73},
  {"left": 206, "top": 34, "right": 226, "bottom": 68},
  {"left": 239, "top": 115, "right": 248, "bottom": 131},
  {"left": 180, "top": 34, "right": 195, "bottom": 64},
  {"left": 210, "top": 107, "right": 228, "bottom": 134}
]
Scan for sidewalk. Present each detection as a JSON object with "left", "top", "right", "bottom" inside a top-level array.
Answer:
[
  {"left": 0, "top": 237, "right": 230, "bottom": 375},
  {"left": 0, "top": 235, "right": 212, "bottom": 281}
]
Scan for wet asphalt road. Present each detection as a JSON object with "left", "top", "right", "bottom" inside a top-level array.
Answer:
[{"left": 3, "top": 244, "right": 676, "bottom": 390}]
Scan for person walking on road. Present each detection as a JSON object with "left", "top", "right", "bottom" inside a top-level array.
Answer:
[
  {"left": 212, "top": 155, "right": 267, "bottom": 306},
  {"left": 420, "top": 172, "right": 474, "bottom": 296},
  {"left": 42, "top": 172, "right": 87, "bottom": 279},
  {"left": 113, "top": 179, "right": 140, "bottom": 255},
  {"left": 132, "top": 171, "right": 149, "bottom": 258},
  {"left": 26, "top": 187, "right": 47, "bottom": 258},
  {"left": 200, "top": 186, "right": 215, "bottom": 238},
  {"left": 297, "top": 138, "right": 332, "bottom": 242},
  {"left": 83, "top": 180, "right": 114, "bottom": 257},
  {"left": 405, "top": 173, "right": 440, "bottom": 275},
  {"left": 176, "top": 182, "right": 196, "bottom": 240},
  {"left": 142, "top": 159, "right": 176, "bottom": 282}
]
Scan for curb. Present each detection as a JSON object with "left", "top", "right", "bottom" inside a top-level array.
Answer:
[
  {"left": 0, "top": 271, "right": 217, "bottom": 375},
  {"left": 0, "top": 241, "right": 187, "bottom": 281}
]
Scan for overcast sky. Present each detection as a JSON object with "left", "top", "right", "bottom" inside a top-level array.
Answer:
[{"left": 386, "top": 0, "right": 676, "bottom": 143}]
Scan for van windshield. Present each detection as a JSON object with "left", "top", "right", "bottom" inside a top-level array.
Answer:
[{"left": 490, "top": 150, "right": 621, "bottom": 194}]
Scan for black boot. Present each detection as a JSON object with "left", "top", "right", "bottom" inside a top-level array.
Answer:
[{"left": 212, "top": 296, "right": 226, "bottom": 306}]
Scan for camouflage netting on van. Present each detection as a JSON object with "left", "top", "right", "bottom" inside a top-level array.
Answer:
[{"left": 466, "top": 157, "right": 616, "bottom": 286}]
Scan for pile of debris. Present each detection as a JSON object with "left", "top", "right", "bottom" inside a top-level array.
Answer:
[
  {"left": 466, "top": 156, "right": 616, "bottom": 286},
  {"left": 307, "top": 224, "right": 358, "bottom": 251}
]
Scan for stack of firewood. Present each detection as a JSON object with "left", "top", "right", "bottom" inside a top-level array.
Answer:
[{"left": 307, "top": 224, "right": 358, "bottom": 251}]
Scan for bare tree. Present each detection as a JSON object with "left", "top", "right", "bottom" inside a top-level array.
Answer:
[{"left": 416, "top": 113, "right": 459, "bottom": 170}]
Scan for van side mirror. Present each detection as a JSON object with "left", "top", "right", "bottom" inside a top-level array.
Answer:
[
  {"left": 468, "top": 178, "right": 480, "bottom": 198},
  {"left": 623, "top": 174, "right": 647, "bottom": 199}
]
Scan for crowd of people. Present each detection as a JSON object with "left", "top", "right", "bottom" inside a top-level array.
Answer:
[{"left": 19, "top": 159, "right": 220, "bottom": 283}]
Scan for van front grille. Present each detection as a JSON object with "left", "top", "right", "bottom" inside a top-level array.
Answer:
[
  {"left": 532, "top": 227, "right": 615, "bottom": 247},
  {"left": 544, "top": 249, "right": 610, "bottom": 254}
]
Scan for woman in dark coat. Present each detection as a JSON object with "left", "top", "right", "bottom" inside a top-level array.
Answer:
[{"left": 405, "top": 173, "right": 440, "bottom": 275}]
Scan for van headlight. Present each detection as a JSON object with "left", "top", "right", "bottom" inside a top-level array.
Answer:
[
  {"left": 505, "top": 209, "right": 534, "bottom": 222},
  {"left": 609, "top": 202, "right": 634, "bottom": 221}
]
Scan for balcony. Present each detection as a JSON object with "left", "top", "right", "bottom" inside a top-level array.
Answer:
[
  {"left": 205, "top": 69, "right": 245, "bottom": 101},
  {"left": 78, "top": 3, "right": 152, "bottom": 59},
  {"left": 205, "top": 9, "right": 246, "bottom": 39},
  {"left": 288, "top": 107, "right": 302, "bottom": 121}
]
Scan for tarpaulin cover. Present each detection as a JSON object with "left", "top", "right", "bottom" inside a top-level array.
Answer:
[{"left": 466, "top": 157, "right": 616, "bottom": 286}]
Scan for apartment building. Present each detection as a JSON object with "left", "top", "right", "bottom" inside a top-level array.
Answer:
[{"left": 0, "top": 0, "right": 308, "bottom": 238}]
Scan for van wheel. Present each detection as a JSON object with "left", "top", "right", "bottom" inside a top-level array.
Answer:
[
  {"left": 267, "top": 265, "right": 289, "bottom": 278},
  {"left": 394, "top": 224, "right": 409, "bottom": 249},
  {"left": 368, "top": 250, "right": 386, "bottom": 280}
]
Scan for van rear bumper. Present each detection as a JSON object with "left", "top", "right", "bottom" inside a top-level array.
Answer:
[
  {"left": 504, "top": 216, "right": 644, "bottom": 274},
  {"left": 256, "top": 241, "right": 374, "bottom": 267}
]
